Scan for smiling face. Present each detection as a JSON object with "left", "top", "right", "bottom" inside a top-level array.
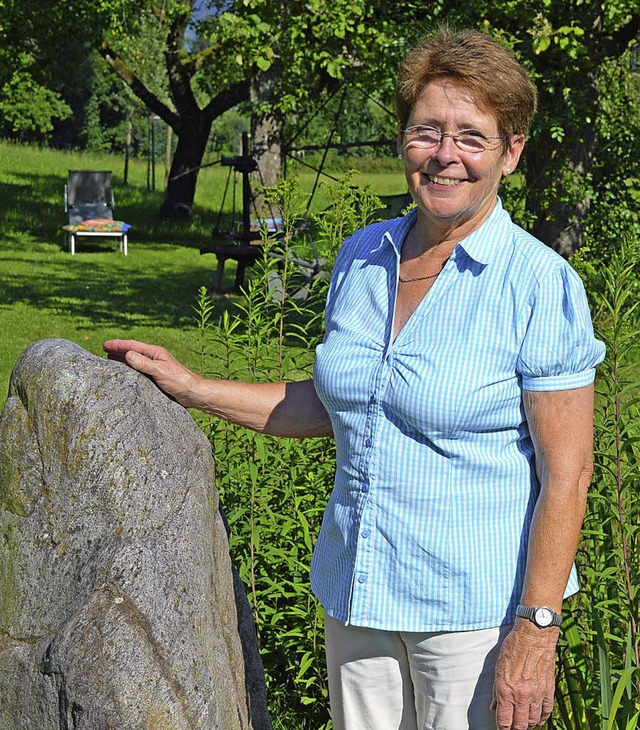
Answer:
[{"left": 401, "top": 78, "right": 524, "bottom": 245}]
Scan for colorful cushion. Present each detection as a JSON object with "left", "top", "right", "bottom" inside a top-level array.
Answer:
[{"left": 63, "top": 219, "right": 131, "bottom": 233}]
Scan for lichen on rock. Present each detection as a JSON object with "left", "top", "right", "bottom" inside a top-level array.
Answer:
[{"left": 0, "top": 339, "right": 271, "bottom": 730}]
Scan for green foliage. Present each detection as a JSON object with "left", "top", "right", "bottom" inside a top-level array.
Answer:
[
  {"left": 586, "top": 51, "right": 640, "bottom": 249},
  {"left": 75, "top": 52, "right": 140, "bottom": 154},
  {"left": 208, "top": 109, "right": 250, "bottom": 156},
  {"left": 463, "top": 1, "right": 640, "bottom": 249},
  {"left": 554, "top": 237, "right": 640, "bottom": 729},
  {"left": 312, "top": 172, "right": 387, "bottom": 263},
  {"left": 204, "top": 0, "right": 396, "bottom": 107},
  {"left": 0, "top": 54, "right": 71, "bottom": 140},
  {"left": 193, "top": 176, "right": 382, "bottom": 727},
  {"left": 198, "top": 245, "right": 333, "bottom": 726}
]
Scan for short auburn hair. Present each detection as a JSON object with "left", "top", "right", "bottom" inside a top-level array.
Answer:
[{"left": 396, "top": 27, "right": 537, "bottom": 141}]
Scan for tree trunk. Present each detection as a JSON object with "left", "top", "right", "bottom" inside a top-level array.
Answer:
[
  {"left": 252, "top": 113, "right": 282, "bottom": 189},
  {"left": 526, "top": 138, "right": 594, "bottom": 257},
  {"left": 165, "top": 125, "right": 173, "bottom": 188},
  {"left": 159, "top": 120, "right": 212, "bottom": 219},
  {"left": 251, "top": 66, "right": 283, "bottom": 215}
]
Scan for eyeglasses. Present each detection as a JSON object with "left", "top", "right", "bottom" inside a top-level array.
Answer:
[{"left": 401, "top": 125, "right": 506, "bottom": 153}]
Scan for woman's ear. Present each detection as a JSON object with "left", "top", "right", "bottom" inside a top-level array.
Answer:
[
  {"left": 503, "top": 134, "right": 525, "bottom": 176},
  {"left": 397, "top": 130, "right": 404, "bottom": 159}
]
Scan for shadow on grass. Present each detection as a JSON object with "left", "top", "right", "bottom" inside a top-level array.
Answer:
[
  {"left": 3, "top": 267, "right": 182, "bottom": 329},
  {"left": 0, "top": 250, "right": 235, "bottom": 330}
]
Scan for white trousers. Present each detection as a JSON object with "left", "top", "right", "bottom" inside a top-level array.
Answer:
[{"left": 325, "top": 615, "right": 511, "bottom": 730}]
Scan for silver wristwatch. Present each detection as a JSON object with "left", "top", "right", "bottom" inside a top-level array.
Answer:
[{"left": 515, "top": 604, "right": 562, "bottom": 628}]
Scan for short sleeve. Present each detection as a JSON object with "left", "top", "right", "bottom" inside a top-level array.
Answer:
[{"left": 517, "top": 263, "right": 605, "bottom": 391}]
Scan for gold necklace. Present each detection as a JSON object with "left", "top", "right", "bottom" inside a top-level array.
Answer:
[
  {"left": 399, "top": 270, "right": 441, "bottom": 283},
  {"left": 400, "top": 224, "right": 446, "bottom": 283}
]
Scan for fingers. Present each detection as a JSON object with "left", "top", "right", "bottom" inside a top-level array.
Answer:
[
  {"left": 103, "top": 339, "right": 170, "bottom": 361},
  {"left": 528, "top": 702, "right": 543, "bottom": 728},
  {"left": 540, "top": 693, "right": 554, "bottom": 725},
  {"left": 103, "top": 338, "right": 202, "bottom": 409},
  {"left": 104, "top": 339, "right": 141, "bottom": 355},
  {"left": 511, "top": 698, "right": 531, "bottom": 730},
  {"left": 491, "top": 682, "right": 554, "bottom": 730},
  {"left": 124, "top": 349, "right": 156, "bottom": 375},
  {"left": 494, "top": 699, "right": 547, "bottom": 730},
  {"left": 494, "top": 697, "right": 514, "bottom": 730},
  {"left": 499, "top": 695, "right": 543, "bottom": 729},
  {"left": 103, "top": 339, "right": 177, "bottom": 372},
  {"left": 104, "top": 338, "right": 171, "bottom": 379}
]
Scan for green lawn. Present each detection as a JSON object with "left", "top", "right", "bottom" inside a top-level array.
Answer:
[
  {"left": 0, "top": 140, "right": 407, "bottom": 405},
  {"left": 0, "top": 242, "right": 217, "bottom": 401}
]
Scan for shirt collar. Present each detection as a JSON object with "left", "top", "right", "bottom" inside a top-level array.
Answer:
[
  {"left": 454, "top": 198, "right": 509, "bottom": 266},
  {"left": 381, "top": 197, "right": 509, "bottom": 266},
  {"left": 382, "top": 207, "right": 418, "bottom": 256}
]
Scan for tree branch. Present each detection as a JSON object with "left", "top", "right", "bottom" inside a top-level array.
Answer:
[
  {"left": 141, "top": 0, "right": 190, "bottom": 27},
  {"left": 181, "top": 42, "right": 224, "bottom": 75},
  {"left": 608, "top": 14, "right": 640, "bottom": 55},
  {"left": 99, "top": 43, "right": 181, "bottom": 130},
  {"left": 588, "top": 12, "right": 640, "bottom": 61},
  {"left": 164, "top": 10, "right": 200, "bottom": 118},
  {"left": 202, "top": 80, "right": 251, "bottom": 123}
]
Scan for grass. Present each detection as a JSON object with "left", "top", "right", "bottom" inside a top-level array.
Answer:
[
  {"left": 0, "top": 243, "right": 214, "bottom": 400},
  {"left": 0, "top": 140, "right": 407, "bottom": 406}
]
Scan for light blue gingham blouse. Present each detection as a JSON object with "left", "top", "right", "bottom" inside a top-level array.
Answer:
[{"left": 311, "top": 199, "right": 605, "bottom": 632}]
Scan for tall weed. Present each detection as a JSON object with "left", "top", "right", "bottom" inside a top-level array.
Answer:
[
  {"left": 555, "top": 237, "right": 640, "bottom": 729},
  {"left": 195, "top": 177, "right": 382, "bottom": 727}
]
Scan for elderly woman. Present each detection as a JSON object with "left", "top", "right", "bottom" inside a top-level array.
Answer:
[{"left": 104, "top": 27, "right": 605, "bottom": 730}]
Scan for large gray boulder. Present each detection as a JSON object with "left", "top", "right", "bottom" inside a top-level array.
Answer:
[{"left": 0, "top": 339, "right": 271, "bottom": 729}]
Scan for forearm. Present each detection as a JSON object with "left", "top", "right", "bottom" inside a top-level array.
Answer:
[
  {"left": 190, "top": 377, "right": 334, "bottom": 438},
  {"left": 519, "top": 386, "right": 594, "bottom": 614},
  {"left": 492, "top": 475, "right": 590, "bottom": 729},
  {"left": 103, "top": 340, "right": 333, "bottom": 439},
  {"left": 492, "top": 385, "right": 595, "bottom": 729},
  {"left": 519, "top": 473, "right": 590, "bottom": 613}
]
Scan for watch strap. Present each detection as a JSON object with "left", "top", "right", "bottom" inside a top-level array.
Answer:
[{"left": 516, "top": 604, "right": 562, "bottom": 627}]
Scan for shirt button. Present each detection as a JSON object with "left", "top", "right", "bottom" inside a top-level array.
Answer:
[
  {"left": 361, "top": 529, "right": 370, "bottom": 538},
  {"left": 364, "top": 438, "right": 372, "bottom": 447},
  {"left": 361, "top": 484, "right": 369, "bottom": 493},
  {"left": 369, "top": 395, "right": 375, "bottom": 404},
  {"left": 357, "top": 575, "right": 367, "bottom": 584}
]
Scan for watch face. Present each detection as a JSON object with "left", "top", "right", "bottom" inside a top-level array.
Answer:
[{"left": 534, "top": 607, "right": 554, "bottom": 627}]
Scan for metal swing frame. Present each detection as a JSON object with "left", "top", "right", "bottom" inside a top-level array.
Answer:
[{"left": 201, "top": 82, "right": 402, "bottom": 292}]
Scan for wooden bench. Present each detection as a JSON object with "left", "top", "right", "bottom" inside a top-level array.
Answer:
[{"left": 200, "top": 243, "right": 263, "bottom": 292}]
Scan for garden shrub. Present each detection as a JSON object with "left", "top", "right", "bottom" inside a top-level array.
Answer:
[{"left": 194, "top": 176, "right": 382, "bottom": 728}]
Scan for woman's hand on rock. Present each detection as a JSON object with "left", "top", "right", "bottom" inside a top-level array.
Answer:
[{"left": 104, "top": 339, "right": 204, "bottom": 409}]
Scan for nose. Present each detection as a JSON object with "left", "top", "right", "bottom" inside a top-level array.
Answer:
[{"left": 433, "top": 133, "right": 459, "bottom": 164}]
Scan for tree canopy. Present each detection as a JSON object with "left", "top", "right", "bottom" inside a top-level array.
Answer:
[
  {"left": 462, "top": 0, "right": 640, "bottom": 253},
  {"left": 1, "top": 0, "right": 639, "bottom": 248}
]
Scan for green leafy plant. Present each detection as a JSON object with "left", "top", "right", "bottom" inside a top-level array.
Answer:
[
  {"left": 0, "top": 54, "right": 71, "bottom": 139},
  {"left": 193, "top": 176, "right": 382, "bottom": 727},
  {"left": 554, "top": 236, "right": 640, "bottom": 729}
]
